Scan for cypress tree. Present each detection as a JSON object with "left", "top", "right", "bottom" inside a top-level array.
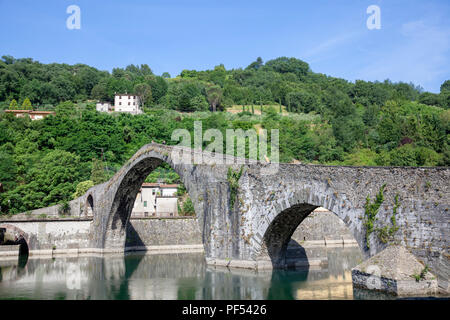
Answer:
[
  {"left": 22, "top": 98, "right": 32, "bottom": 110},
  {"left": 9, "top": 99, "right": 17, "bottom": 110}
]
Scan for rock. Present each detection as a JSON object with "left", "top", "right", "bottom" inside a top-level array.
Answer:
[{"left": 351, "top": 245, "right": 438, "bottom": 296}]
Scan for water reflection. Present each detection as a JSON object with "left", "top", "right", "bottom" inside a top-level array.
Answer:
[{"left": 0, "top": 246, "right": 396, "bottom": 300}]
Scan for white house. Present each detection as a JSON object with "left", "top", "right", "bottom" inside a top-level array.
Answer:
[
  {"left": 114, "top": 94, "right": 142, "bottom": 114},
  {"left": 132, "top": 183, "right": 179, "bottom": 217},
  {"left": 96, "top": 102, "right": 113, "bottom": 113}
]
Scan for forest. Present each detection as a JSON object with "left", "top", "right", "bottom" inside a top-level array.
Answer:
[{"left": 0, "top": 55, "right": 449, "bottom": 214}]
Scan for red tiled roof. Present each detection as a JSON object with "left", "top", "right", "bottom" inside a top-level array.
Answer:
[
  {"left": 142, "top": 183, "right": 160, "bottom": 187},
  {"left": 5, "top": 110, "right": 55, "bottom": 114},
  {"left": 141, "top": 183, "right": 179, "bottom": 188}
]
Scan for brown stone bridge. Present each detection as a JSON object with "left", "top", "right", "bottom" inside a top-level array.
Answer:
[{"left": 9, "top": 143, "right": 450, "bottom": 291}]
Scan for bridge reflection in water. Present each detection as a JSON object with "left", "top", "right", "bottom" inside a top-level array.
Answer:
[{"left": 0, "top": 245, "right": 395, "bottom": 300}]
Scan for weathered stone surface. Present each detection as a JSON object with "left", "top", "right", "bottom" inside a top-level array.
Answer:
[
  {"left": 351, "top": 245, "right": 438, "bottom": 296},
  {"left": 126, "top": 217, "right": 203, "bottom": 247},
  {"left": 292, "top": 208, "right": 356, "bottom": 242}
]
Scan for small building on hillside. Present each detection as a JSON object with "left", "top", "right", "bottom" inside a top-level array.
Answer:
[
  {"left": 96, "top": 102, "right": 114, "bottom": 113},
  {"left": 132, "top": 183, "right": 179, "bottom": 217},
  {"left": 4, "top": 110, "right": 55, "bottom": 120},
  {"left": 114, "top": 94, "right": 142, "bottom": 114}
]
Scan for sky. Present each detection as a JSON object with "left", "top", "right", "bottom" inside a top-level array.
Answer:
[{"left": 0, "top": 0, "right": 449, "bottom": 93}]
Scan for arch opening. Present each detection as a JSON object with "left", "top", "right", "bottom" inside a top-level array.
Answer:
[
  {"left": 0, "top": 224, "right": 29, "bottom": 258},
  {"left": 259, "top": 203, "right": 364, "bottom": 270},
  {"left": 86, "top": 195, "right": 94, "bottom": 217},
  {"left": 261, "top": 203, "right": 318, "bottom": 268},
  {"left": 105, "top": 156, "right": 202, "bottom": 252}
]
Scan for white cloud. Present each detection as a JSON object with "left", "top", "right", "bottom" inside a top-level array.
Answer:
[{"left": 301, "top": 32, "right": 362, "bottom": 62}]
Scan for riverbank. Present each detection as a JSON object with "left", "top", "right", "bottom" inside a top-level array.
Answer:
[{"left": 0, "top": 208, "right": 358, "bottom": 257}]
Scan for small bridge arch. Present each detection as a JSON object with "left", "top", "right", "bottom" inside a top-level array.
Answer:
[{"left": 0, "top": 223, "right": 29, "bottom": 255}]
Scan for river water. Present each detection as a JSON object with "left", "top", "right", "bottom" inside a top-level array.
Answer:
[{"left": 0, "top": 246, "right": 398, "bottom": 300}]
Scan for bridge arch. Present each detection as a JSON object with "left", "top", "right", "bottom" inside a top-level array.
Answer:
[
  {"left": 85, "top": 194, "right": 94, "bottom": 217},
  {"left": 252, "top": 187, "right": 367, "bottom": 268},
  {"left": 100, "top": 145, "right": 208, "bottom": 251},
  {"left": 0, "top": 224, "right": 29, "bottom": 255}
]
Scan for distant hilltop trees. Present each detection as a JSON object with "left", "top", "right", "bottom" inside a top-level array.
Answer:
[{"left": 0, "top": 55, "right": 449, "bottom": 113}]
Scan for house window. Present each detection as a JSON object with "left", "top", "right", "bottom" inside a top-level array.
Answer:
[
  {"left": 144, "top": 201, "right": 147, "bottom": 207},
  {"left": 128, "top": 102, "right": 130, "bottom": 105},
  {"left": 119, "top": 102, "right": 122, "bottom": 105},
  {"left": 152, "top": 189, "right": 156, "bottom": 195},
  {"left": 133, "top": 102, "right": 135, "bottom": 105}
]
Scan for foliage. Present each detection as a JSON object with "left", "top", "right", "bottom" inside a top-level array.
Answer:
[
  {"left": 180, "top": 197, "right": 195, "bottom": 216},
  {"left": 22, "top": 98, "right": 32, "bottom": 110},
  {"left": 363, "top": 184, "right": 386, "bottom": 248},
  {"left": 227, "top": 166, "right": 244, "bottom": 208},
  {"left": 58, "top": 200, "right": 71, "bottom": 216},
  {"left": 9, "top": 99, "right": 17, "bottom": 109},
  {"left": 377, "top": 194, "right": 400, "bottom": 244},
  {"left": 412, "top": 265, "right": 429, "bottom": 282},
  {"left": 72, "top": 180, "right": 94, "bottom": 199},
  {"left": 90, "top": 158, "right": 107, "bottom": 185}
]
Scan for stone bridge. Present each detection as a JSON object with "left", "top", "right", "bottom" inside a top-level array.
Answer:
[{"left": 12, "top": 143, "right": 450, "bottom": 290}]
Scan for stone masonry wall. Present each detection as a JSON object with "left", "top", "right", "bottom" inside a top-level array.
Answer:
[
  {"left": 126, "top": 217, "right": 203, "bottom": 248},
  {"left": 0, "top": 217, "right": 204, "bottom": 254},
  {"left": 0, "top": 219, "right": 93, "bottom": 253},
  {"left": 292, "top": 208, "right": 355, "bottom": 242}
]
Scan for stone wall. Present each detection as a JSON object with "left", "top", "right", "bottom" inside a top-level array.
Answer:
[
  {"left": 292, "top": 208, "right": 356, "bottom": 243},
  {"left": 0, "top": 219, "right": 93, "bottom": 254},
  {"left": 126, "top": 217, "right": 203, "bottom": 248},
  {"left": 0, "top": 217, "right": 204, "bottom": 255}
]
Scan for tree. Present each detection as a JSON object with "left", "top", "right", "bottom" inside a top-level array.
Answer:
[
  {"left": 55, "top": 101, "right": 78, "bottom": 118},
  {"left": 190, "top": 95, "right": 209, "bottom": 111},
  {"left": 8, "top": 150, "right": 85, "bottom": 211},
  {"left": 134, "top": 83, "right": 152, "bottom": 107},
  {"left": 22, "top": 97, "right": 32, "bottom": 110},
  {"left": 440, "top": 80, "right": 450, "bottom": 93},
  {"left": 206, "top": 85, "right": 223, "bottom": 112},
  {"left": 9, "top": 99, "right": 17, "bottom": 109},
  {"left": 246, "top": 57, "right": 263, "bottom": 70},
  {"left": 181, "top": 197, "right": 195, "bottom": 216},
  {"left": 72, "top": 180, "right": 94, "bottom": 199},
  {"left": 418, "top": 92, "right": 441, "bottom": 106},
  {"left": 91, "top": 83, "right": 109, "bottom": 101},
  {"left": 90, "top": 158, "right": 107, "bottom": 185},
  {"left": 264, "top": 57, "right": 310, "bottom": 79},
  {"left": 0, "top": 152, "right": 17, "bottom": 191},
  {"left": 161, "top": 72, "right": 171, "bottom": 79}
]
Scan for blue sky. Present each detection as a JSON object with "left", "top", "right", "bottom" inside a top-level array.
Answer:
[{"left": 0, "top": 0, "right": 449, "bottom": 92}]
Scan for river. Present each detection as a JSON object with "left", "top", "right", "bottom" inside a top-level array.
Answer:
[{"left": 0, "top": 246, "right": 399, "bottom": 300}]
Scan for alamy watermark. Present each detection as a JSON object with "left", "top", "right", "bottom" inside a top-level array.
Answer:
[
  {"left": 365, "top": 265, "right": 382, "bottom": 290},
  {"left": 66, "top": 5, "right": 81, "bottom": 30},
  {"left": 367, "top": 5, "right": 381, "bottom": 30},
  {"left": 170, "top": 121, "right": 279, "bottom": 175}
]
